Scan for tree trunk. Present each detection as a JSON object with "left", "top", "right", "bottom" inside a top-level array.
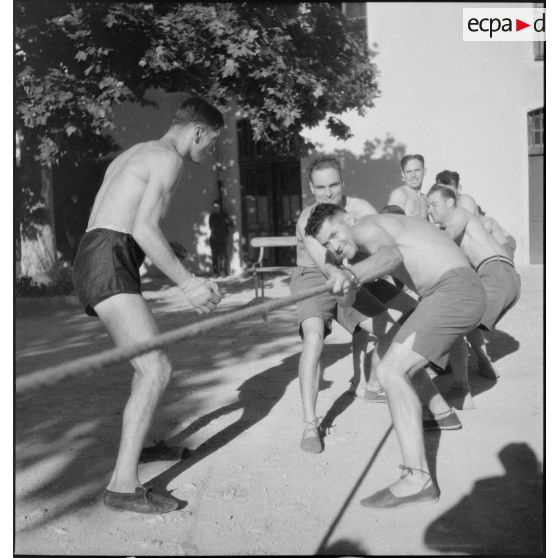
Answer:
[{"left": 19, "top": 167, "right": 58, "bottom": 286}]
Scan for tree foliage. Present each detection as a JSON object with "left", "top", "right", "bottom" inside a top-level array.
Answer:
[{"left": 15, "top": 1, "right": 379, "bottom": 167}]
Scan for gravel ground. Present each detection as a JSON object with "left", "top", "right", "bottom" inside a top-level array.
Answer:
[{"left": 15, "top": 267, "right": 543, "bottom": 555}]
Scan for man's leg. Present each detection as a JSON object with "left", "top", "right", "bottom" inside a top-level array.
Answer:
[
  {"left": 361, "top": 336, "right": 440, "bottom": 506},
  {"left": 467, "top": 328, "right": 498, "bottom": 379},
  {"left": 94, "top": 294, "right": 173, "bottom": 494},
  {"left": 210, "top": 240, "right": 219, "bottom": 276},
  {"left": 446, "top": 337, "right": 475, "bottom": 409},
  {"left": 350, "top": 326, "right": 376, "bottom": 397},
  {"left": 298, "top": 317, "right": 326, "bottom": 453},
  {"left": 345, "top": 306, "right": 394, "bottom": 398}
]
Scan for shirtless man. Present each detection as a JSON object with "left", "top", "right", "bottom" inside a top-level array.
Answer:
[
  {"left": 291, "top": 157, "right": 415, "bottom": 454},
  {"left": 435, "top": 170, "right": 516, "bottom": 258},
  {"left": 387, "top": 154, "right": 428, "bottom": 218},
  {"left": 73, "top": 98, "right": 224, "bottom": 513},
  {"left": 427, "top": 185, "right": 521, "bottom": 390},
  {"left": 435, "top": 170, "right": 479, "bottom": 215},
  {"left": 434, "top": 171, "right": 517, "bottom": 378},
  {"left": 305, "top": 204, "right": 486, "bottom": 508}
]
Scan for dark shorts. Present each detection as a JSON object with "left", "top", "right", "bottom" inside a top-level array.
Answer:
[
  {"left": 72, "top": 228, "right": 145, "bottom": 317},
  {"left": 289, "top": 267, "right": 386, "bottom": 338},
  {"left": 363, "top": 278, "right": 418, "bottom": 318},
  {"left": 477, "top": 259, "right": 521, "bottom": 330},
  {"left": 393, "top": 267, "right": 486, "bottom": 368}
]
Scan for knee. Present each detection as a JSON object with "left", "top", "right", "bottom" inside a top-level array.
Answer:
[
  {"left": 301, "top": 325, "right": 325, "bottom": 349},
  {"left": 375, "top": 361, "right": 391, "bottom": 388},
  {"left": 136, "top": 351, "right": 173, "bottom": 392},
  {"left": 375, "top": 359, "right": 405, "bottom": 389}
]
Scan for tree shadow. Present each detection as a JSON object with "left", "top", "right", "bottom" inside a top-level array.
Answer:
[
  {"left": 331, "top": 136, "right": 408, "bottom": 210},
  {"left": 424, "top": 443, "right": 544, "bottom": 555},
  {"left": 148, "top": 341, "right": 354, "bottom": 492},
  {"left": 14, "top": 277, "right": 315, "bottom": 532}
]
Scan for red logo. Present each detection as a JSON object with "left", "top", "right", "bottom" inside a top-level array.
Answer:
[{"left": 516, "top": 19, "right": 530, "bottom": 32}]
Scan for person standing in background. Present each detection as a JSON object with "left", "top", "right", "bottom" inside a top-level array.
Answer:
[{"left": 209, "top": 199, "right": 234, "bottom": 277}]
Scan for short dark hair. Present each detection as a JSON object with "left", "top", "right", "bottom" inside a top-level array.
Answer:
[
  {"left": 172, "top": 97, "right": 224, "bottom": 130},
  {"left": 400, "top": 154, "right": 425, "bottom": 170},
  {"left": 427, "top": 183, "right": 458, "bottom": 203},
  {"left": 435, "top": 170, "right": 460, "bottom": 187},
  {"left": 380, "top": 204, "right": 406, "bottom": 215},
  {"left": 304, "top": 203, "right": 345, "bottom": 238},
  {"left": 308, "top": 156, "right": 343, "bottom": 182}
]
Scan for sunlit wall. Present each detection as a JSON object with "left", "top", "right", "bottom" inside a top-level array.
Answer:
[{"left": 301, "top": 2, "right": 544, "bottom": 265}]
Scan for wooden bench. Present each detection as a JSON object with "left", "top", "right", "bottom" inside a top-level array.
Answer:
[{"left": 249, "top": 236, "right": 297, "bottom": 297}]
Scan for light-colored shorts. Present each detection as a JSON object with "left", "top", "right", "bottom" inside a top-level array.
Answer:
[
  {"left": 476, "top": 257, "right": 521, "bottom": 331},
  {"left": 393, "top": 267, "right": 486, "bottom": 368},
  {"left": 289, "top": 267, "right": 386, "bottom": 338}
]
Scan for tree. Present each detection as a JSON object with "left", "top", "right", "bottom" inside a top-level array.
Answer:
[{"left": 15, "top": 1, "right": 379, "bottom": 284}]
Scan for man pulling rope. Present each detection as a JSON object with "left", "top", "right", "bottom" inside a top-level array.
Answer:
[{"left": 72, "top": 98, "right": 224, "bottom": 514}]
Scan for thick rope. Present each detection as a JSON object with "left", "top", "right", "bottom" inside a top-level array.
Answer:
[{"left": 16, "top": 284, "right": 330, "bottom": 394}]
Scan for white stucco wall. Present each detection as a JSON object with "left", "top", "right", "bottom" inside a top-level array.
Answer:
[{"left": 302, "top": 2, "right": 544, "bottom": 265}]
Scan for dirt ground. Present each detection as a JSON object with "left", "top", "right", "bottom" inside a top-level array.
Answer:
[{"left": 15, "top": 267, "right": 543, "bottom": 556}]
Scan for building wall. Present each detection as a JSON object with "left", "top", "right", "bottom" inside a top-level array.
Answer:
[
  {"left": 301, "top": 2, "right": 544, "bottom": 265},
  {"left": 111, "top": 90, "right": 242, "bottom": 275}
]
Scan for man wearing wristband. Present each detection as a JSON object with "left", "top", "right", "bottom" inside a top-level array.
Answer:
[
  {"left": 305, "top": 203, "right": 486, "bottom": 508},
  {"left": 73, "top": 97, "right": 224, "bottom": 514}
]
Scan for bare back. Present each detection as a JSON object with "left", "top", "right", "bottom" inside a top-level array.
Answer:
[
  {"left": 448, "top": 209, "right": 508, "bottom": 268},
  {"left": 353, "top": 214, "right": 470, "bottom": 296},
  {"left": 388, "top": 186, "right": 428, "bottom": 219},
  {"left": 88, "top": 141, "right": 184, "bottom": 231}
]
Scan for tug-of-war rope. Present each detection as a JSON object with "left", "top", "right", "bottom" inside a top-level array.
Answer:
[{"left": 16, "top": 284, "right": 331, "bottom": 395}]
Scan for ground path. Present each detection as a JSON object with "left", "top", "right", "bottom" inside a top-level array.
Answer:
[{"left": 15, "top": 267, "right": 543, "bottom": 555}]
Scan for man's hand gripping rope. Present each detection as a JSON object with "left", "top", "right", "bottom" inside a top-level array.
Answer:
[{"left": 179, "top": 275, "right": 222, "bottom": 314}]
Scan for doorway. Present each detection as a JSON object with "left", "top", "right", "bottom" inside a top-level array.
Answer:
[
  {"left": 527, "top": 107, "right": 544, "bottom": 264},
  {"left": 238, "top": 120, "right": 302, "bottom": 266}
]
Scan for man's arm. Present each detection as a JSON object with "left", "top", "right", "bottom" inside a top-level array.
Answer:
[
  {"left": 458, "top": 194, "right": 478, "bottom": 215},
  {"left": 297, "top": 212, "right": 341, "bottom": 278},
  {"left": 132, "top": 152, "right": 220, "bottom": 313},
  {"left": 348, "top": 197, "right": 378, "bottom": 219},
  {"left": 386, "top": 187, "right": 407, "bottom": 213},
  {"left": 442, "top": 208, "right": 470, "bottom": 241},
  {"left": 344, "top": 220, "right": 404, "bottom": 287},
  {"left": 132, "top": 152, "right": 193, "bottom": 285},
  {"left": 482, "top": 216, "right": 516, "bottom": 258},
  {"left": 297, "top": 212, "right": 356, "bottom": 300}
]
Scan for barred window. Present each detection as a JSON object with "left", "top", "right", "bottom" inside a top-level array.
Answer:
[{"left": 528, "top": 108, "right": 544, "bottom": 156}]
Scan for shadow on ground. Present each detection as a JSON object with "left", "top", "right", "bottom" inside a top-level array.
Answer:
[
  {"left": 15, "top": 274, "right": 354, "bottom": 533},
  {"left": 484, "top": 328, "right": 520, "bottom": 363},
  {"left": 149, "top": 341, "right": 354, "bottom": 493},
  {"left": 424, "top": 442, "right": 544, "bottom": 555}
]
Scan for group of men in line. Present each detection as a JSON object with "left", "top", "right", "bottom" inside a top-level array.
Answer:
[
  {"left": 296, "top": 153, "right": 520, "bottom": 508},
  {"left": 72, "top": 98, "right": 520, "bottom": 513}
]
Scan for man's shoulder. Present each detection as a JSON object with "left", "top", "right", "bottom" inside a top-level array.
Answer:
[
  {"left": 389, "top": 185, "right": 412, "bottom": 199},
  {"left": 297, "top": 203, "right": 317, "bottom": 224},
  {"left": 346, "top": 196, "right": 377, "bottom": 216}
]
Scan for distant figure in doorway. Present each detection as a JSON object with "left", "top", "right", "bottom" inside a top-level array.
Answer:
[
  {"left": 209, "top": 199, "right": 234, "bottom": 277},
  {"left": 64, "top": 193, "right": 85, "bottom": 259}
]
